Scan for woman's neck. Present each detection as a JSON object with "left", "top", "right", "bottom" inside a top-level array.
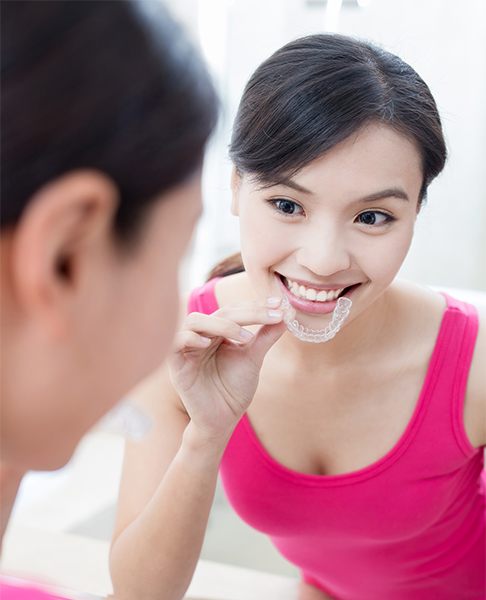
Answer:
[{"left": 276, "top": 285, "right": 398, "bottom": 371}]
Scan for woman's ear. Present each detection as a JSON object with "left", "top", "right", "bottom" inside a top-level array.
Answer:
[
  {"left": 9, "top": 169, "right": 119, "bottom": 339},
  {"left": 230, "top": 167, "right": 241, "bottom": 216}
]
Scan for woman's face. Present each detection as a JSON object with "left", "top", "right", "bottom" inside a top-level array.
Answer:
[
  {"left": 233, "top": 123, "right": 423, "bottom": 332},
  {"left": 1, "top": 173, "right": 202, "bottom": 470}
]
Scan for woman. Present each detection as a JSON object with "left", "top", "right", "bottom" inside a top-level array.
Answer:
[
  {"left": 110, "top": 35, "right": 485, "bottom": 599},
  {"left": 0, "top": 0, "right": 217, "bottom": 595}
]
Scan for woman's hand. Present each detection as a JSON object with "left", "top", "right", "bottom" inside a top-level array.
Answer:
[{"left": 168, "top": 297, "right": 286, "bottom": 443}]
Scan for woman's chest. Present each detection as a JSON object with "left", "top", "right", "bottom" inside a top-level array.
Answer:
[{"left": 247, "top": 359, "right": 430, "bottom": 477}]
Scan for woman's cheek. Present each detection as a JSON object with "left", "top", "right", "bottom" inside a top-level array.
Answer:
[{"left": 360, "top": 228, "right": 414, "bottom": 282}]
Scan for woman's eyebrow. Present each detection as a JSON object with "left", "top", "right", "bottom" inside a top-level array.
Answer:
[
  {"left": 357, "top": 187, "right": 410, "bottom": 203},
  {"left": 279, "top": 179, "right": 314, "bottom": 194},
  {"left": 279, "top": 180, "right": 409, "bottom": 203}
]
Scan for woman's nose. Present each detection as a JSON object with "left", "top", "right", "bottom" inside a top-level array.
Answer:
[{"left": 296, "top": 224, "right": 352, "bottom": 277}]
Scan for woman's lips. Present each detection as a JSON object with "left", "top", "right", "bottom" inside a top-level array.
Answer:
[{"left": 276, "top": 275, "right": 360, "bottom": 315}]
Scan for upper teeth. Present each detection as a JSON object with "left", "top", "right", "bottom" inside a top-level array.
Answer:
[{"left": 284, "top": 278, "right": 345, "bottom": 302}]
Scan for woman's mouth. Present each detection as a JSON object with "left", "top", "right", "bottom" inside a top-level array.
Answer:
[{"left": 276, "top": 274, "right": 362, "bottom": 315}]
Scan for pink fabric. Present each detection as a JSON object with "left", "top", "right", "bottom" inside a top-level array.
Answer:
[
  {"left": 0, "top": 579, "right": 67, "bottom": 599},
  {"left": 188, "top": 280, "right": 486, "bottom": 599}
]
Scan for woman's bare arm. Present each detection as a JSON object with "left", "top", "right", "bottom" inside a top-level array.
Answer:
[
  {"left": 110, "top": 298, "right": 286, "bottom": 600},
  {"left": 109, "top": 364, "right": 226, "bottom": 600}
]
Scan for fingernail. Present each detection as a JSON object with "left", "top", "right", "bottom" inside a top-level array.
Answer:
[
  {"left": 239, "top": 328, "right": 253, "bottom": 340},
  {"left": 200, "top": 336, "right": 212, "bottom": 346},
  {"left": 266, "top": 296, "right": 281, "bottom": 307},
  {"left": 268, "top": 309, "right": 283, "bottom": 319}
]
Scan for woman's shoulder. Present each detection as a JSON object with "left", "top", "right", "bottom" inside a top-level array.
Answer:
[
  {"left": 391, "top": 279, "right": 485, "bottom": 448},
  {"left": 389, "top": 278, "right": 445, "bottom": 309},
  {"left": 186, "top": 271, "right": 254, "bottom": 314},
  {"left": 387, "top": 279, "right": 446, "bottom": 335},
  {"left": 213, "top": 271, "right": 256, "bottom": 309}
]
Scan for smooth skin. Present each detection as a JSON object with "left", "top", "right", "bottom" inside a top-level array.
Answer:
[
  {"left": 110, "top": 124, "right": 485, "bottom": 600},
  {"left": 0, "top": 169, "right": 202, "bottom": 542}
]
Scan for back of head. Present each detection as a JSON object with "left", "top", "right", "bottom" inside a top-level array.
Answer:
[
  {"left": 1, "top": 0, "right": 218, "bottom": 243},
  {"left": 230, "top": 34, "right": 446, "bottom": 205}
]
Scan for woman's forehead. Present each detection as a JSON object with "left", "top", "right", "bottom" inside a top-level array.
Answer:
[{"left": 245, "top": 124, "right": 422, "bottom": 203}]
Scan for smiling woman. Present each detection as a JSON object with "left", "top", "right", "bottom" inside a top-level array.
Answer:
[
  {"left": 230, "top": 122, "right": 423, "bottom": 342},
  {"left": 110, "top": 33, "right": 485, "bottom": 600},
  {"left": 209, "top": 32, "right": 443, "bottom": 285}
]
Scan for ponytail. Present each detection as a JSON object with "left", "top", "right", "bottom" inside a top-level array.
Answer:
[{"left": 206, "top": 252, "right": 245, "bottom": 281}]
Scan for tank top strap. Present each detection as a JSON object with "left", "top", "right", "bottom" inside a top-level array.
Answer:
[{"left": 424, "top": 292, "right": 480, "bottom": 458}]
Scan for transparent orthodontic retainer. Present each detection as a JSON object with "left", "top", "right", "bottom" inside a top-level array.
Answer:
[{"left": 281, "top": 294, "right": 352, "bottom": 343}]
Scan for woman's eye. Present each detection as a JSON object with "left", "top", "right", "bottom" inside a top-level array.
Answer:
[
  {"left": 269, "top": 199, "right": 304, "bottom": 216},
  {"left": 356, "top": 211, "right": 395, "bottom": 226}
]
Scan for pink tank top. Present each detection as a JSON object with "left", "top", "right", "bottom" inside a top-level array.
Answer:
[
  {"left": 0, "top": 579, "right": 67, "bottom": 599},
  {"left": 188, "top": 279, "right": 486, "bottom": 600}
]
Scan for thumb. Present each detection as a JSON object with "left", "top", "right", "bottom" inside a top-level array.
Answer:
[{"left": 249, "top": 320, "right": 287, "bottom": 367}]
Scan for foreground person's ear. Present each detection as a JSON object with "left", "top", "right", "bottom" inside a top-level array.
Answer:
[{"left": 10, "top": 169, "right": 119, "bottom": 339}]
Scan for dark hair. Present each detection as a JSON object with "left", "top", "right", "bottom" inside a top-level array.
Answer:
[
  {"left": 1, "top": 0, "right": 218, "bottom": 244},
  {"left": 209, "top": 33, "right": 447, "bottom": 280}
]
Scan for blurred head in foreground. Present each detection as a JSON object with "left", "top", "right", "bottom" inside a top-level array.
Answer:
[{"left": 0, "top": 0, "right": 217, "bottom": 471}]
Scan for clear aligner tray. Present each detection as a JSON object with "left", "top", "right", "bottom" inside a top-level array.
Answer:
[{"left": 281, "top": 295, "right": 352, "bottom": 343}]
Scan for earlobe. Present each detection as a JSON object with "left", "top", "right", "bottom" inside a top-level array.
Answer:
[
  {"left": 10, "top": 170, "right": 119, "bottom": 338},
  {"left": 231, "top": 195, "right": 239, "bottom": 216},
  {"left": 230, "top": 167, "right": 241, "bottom": 216}
]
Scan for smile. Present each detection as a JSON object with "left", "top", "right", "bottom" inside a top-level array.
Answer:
[
  {"left": 284, "top": 278, "right": 345, "bottom": 302},
  {"left": 276, "top": 274, "right": 362, "bottom": 315}
]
